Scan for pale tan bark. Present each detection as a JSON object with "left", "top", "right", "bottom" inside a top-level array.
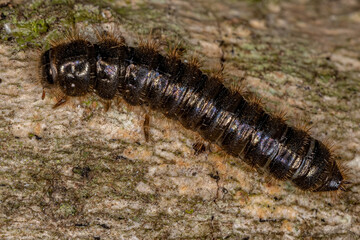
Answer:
[{"left": 0, "top": 0, "right": 359, "bottom": 239}]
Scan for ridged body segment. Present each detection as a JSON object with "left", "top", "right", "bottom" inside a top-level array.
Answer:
[
  {"left": 122, "top": 62, "right": 332, "bottom": 191},
  {"left": 40, "top": 38, "right": 344, "bottom": 192}
]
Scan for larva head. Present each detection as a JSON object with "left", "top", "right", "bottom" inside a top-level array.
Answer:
[{"left": 40, "top": 40, "right": 94, "bottom": 96}]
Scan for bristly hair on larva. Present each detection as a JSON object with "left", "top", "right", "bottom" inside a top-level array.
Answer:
[{"left": 38, "top": 27, "right": 351, "bottom": 194}]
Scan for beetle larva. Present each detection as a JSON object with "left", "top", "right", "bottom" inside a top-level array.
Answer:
[{"left": 39, "top": 32, "right": 348, "bottom": 192}]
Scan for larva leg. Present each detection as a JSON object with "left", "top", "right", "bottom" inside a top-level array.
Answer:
[
  {"left": 104, "top": 100, "right": 111, "bottom": 112},
  {"left": 41, "top": 89, "right": 46, "bottom": 100},
  {"left": 143, "top": 113, "right": 150, "bottom": 142},
  {"left": 192, "top": 141, "right": 208, "bottom": 156},
  {"left": 52, "top": 97, "right": 68, "bottom": 109}
]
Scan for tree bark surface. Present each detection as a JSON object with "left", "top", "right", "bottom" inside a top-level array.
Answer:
[{"left": 0, "top": 0, "right": 359, "bottom": 239}]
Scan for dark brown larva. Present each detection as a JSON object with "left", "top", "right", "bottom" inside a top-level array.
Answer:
[{"left": 39, "top": 32, "right": 347, "bottom": 192}]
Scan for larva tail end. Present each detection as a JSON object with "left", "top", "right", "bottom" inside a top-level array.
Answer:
[
  {"left": 313, "top": 159, "right": 351, "bottom": 194},
  {"left": 328, "top": 176, "right": 351, "bottom": 201}
]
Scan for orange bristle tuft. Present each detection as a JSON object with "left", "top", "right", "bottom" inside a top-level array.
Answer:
[
  {"left": 230, "top": 84, "right": 248, "bottom": 95},
  {"left": 272, "top": 108, "right": 288, "bottom": 122},
  {"left": 188, "top": 55, "right": 202, "bottom": 69},
  {"left": 322, "top": 138, "right": 339, "bottom": 153},
  {"left": 138, "top": 31, "right": 160, "bottom": 54},
  {"left": 49, "top": 28, "right": 84, "bottom": 48},
  {"left": 294, "top": 119, "right": 312, "bottom": 133},
  {"left": 247, "top": 94, "right": 264, "bottom": 108},
  {"left": 209, "top": 69, "right": 225, "bottom": 83},
  {"left": 167, "top": 44, "right": 184, "bottom": 60},
  {"left": 94, "top": 27, "right": 126, "bottom": 46}
]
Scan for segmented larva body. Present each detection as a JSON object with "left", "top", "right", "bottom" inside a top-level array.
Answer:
[{"left": 40, "top": 34, "right": 346, "bottom": 192}]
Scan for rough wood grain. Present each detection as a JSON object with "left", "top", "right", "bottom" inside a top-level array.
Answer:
[{"left": 0, "top": 0, "right": 359, "bottom": 239}]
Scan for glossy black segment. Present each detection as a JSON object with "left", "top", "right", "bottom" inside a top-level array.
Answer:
[
  {"left": 94, "top": 40, "right": 127, "bottom": 99},
  {"left": 122, "top": 64, "right": 149, "bottom": 105},
  {"left": 269, "top": 145, "right": 298, "bottom": 180},
  {"left": 95, "top": 59, "right": 120, "bottom": 99},
  {"left": 57, "top": 58, "right": 91, "bottom": 96}
]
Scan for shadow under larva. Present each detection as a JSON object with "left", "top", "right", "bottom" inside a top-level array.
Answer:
[{"left": 38, "top": 30, "right": 349, "bottom": 193}]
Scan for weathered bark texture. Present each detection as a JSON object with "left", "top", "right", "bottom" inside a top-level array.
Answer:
[{"left": 0, "top": 0, "right": 359, "bottom": 239}]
